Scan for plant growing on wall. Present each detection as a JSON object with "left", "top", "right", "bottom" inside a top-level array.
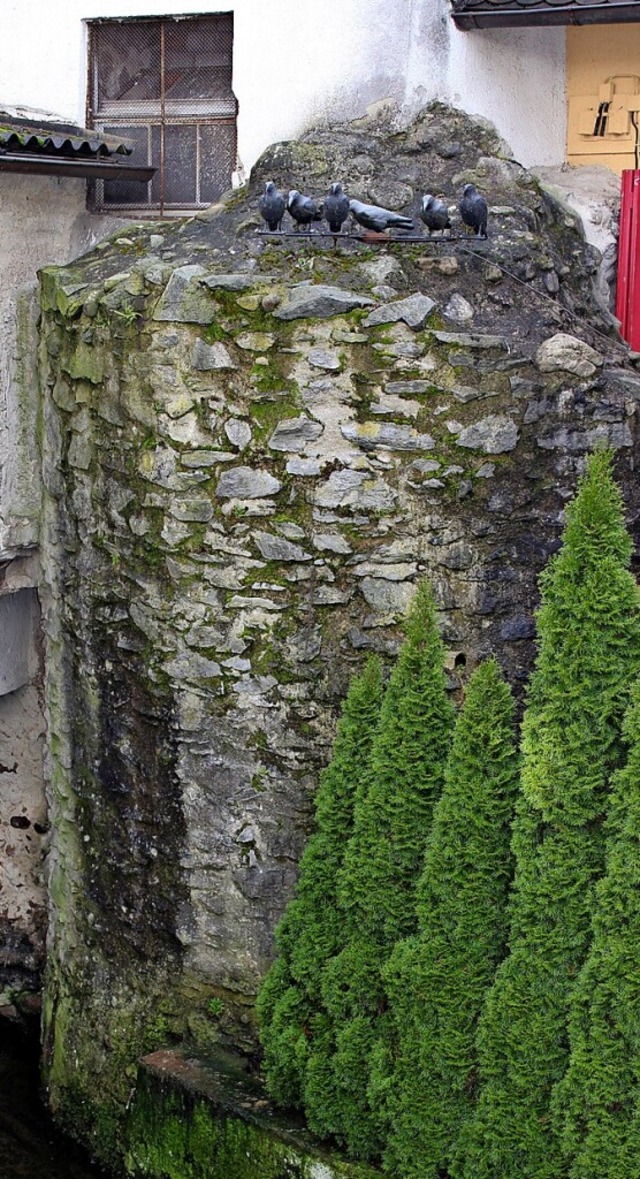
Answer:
[
  {"left": 380, "top": 658, "right": 519, "bottom": 1179},
  {"left": 551, "top": 679, "right": 640, "bottom": 1179},
  {"left": 257, "top": 656, "right": 384, "bottom": 1108},
  {"left": 304, "top": 580, "right": 454, "bottom": 1159},
  {"left": 457, "top": 449, "right": 640, "bottom": 1179}
]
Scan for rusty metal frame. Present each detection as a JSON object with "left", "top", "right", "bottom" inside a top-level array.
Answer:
[{"left": 86, "top": 13, "right": 237, "bottom": 218}]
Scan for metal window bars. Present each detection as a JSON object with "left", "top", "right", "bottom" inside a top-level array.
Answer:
[{"left": 87, "top": 14, "right": 237, "bottom": 216}]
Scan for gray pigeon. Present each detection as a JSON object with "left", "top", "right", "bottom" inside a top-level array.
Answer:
[
  {"left": 459, "top": 184, "right": 488, "bottom": 239},
  {"left": 420, "top": 194, "right": 451, "bottom": 236},
  {"left": 259, "top": 181, "right": 286, "bottom": 232},
  {"left": 324, "top": 182, "right": 350, "bottom": 233},
  {"left": 287, "top": 189, "right": 322, "bottom": 231},
  {"left": 349, "top": 199, "right": 414, "bottom": 234}
]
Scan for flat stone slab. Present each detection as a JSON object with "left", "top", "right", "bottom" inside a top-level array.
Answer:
[
  {"left": 153, "top": 265, "right": 216, "bottom": 324},
  {"left": 268, "top": 415, "right": 324, "bottom": 453},
  {"left": 191, "top": 340, "right": 236, "bottom": 371},
  {"left": 201, "top": 273, "right": 277, "bottom": 291},
  {"left": 314, "top": 469, "right": 396, "bottom": 512},
  {"left": 127, "top": 1049, "right": 379, "bottom": 1179},
  {"left": 308, "top": 348, "right": 341, "bottom": 371},
  {"left": 362, "top": 293, "right": 435, "bottom": 330},
  {"left": 384, "top": 380, "right": 432, "bottom": 396},
  {"left": 216, "top": 467, "right": 282, "bottom": 499},
  {"left": 341, "top": 421, "right": 435, "bottom": 451},
  {"left": 252, "top": 531, "right": 312, "bottom": 562},
  {"left": 432, "top": 331, "right": 509, "bottom": 350},
  {"left": 449, "top": 414, "right": 519, "bottom": 454},
  {"left": 273, "top": 284, "right": 375, "bottom": 320}
]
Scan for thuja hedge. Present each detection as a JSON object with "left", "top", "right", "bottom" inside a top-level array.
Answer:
[
  {"left": 305, "top": 580, "right": 454, "bottom": 1158},
  {"left": 257, "top": 656, "right": 383, "bottom": 1109},
  {"left": 380, "top": 658, "right": 519, "bottom": 1179},
  {"left": 552, "top": 680, "right": 640, "bottom": 1179},
  {"left": 258, "top": 449, "right": 640, "bottom": 1179},
  {"left": 457, "top": 449, "right": 640, "bottom": 1179}
]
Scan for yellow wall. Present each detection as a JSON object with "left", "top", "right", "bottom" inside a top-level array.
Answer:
[{"left": 567, "top": 23, "right": 640, "bottom": 173}]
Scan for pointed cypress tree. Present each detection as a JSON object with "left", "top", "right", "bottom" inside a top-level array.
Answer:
[
  {"left": 551, "top": 680, "right": 640, "bottom": 1178},
  {"left": 457, "top": 450, "right": 640, "bottom": 1179},
  {"left": 305, "top": 580, "right": 454, "bottom": 1159},
  {"left": 257, "top": 656, "right": 383, "bottom": 1108},
  {"left": 381, "top": 659, "right": 519, "bottom": 1179}
]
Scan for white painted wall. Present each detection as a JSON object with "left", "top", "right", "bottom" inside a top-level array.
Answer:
[
  {"left": 2, "top": 0, "right": 566, "bottom": 176},
  {"left": 403, "top": 0, "right": 566, "bottom": 167}
]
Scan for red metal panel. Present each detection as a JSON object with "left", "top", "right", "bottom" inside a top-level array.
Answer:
[
  {"left": 626, "top": 172, "right": 640, "bottom": 350},
  {"left": 616, "top": 169, "right": 640, "bottom": 350},
  {"left": 616, "top": 169, "right": 633, "bottom": 339}
]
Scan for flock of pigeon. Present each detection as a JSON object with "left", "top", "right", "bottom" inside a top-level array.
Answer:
[{"left": 258, "top": 180, "right": 488, "bottom": 239}]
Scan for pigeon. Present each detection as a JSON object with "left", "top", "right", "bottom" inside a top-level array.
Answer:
[
  {"left": 287, "top": 190, "right": 322, "bottom": 231},
  {"left": 323, "top": 182, "right": 350, "bottom": 233},
  {"left": 349, "top": 199, "right": 414, "bottom": 235},
  {"left": 420, "top": 194, "right": 451, "bottom": 237},
  {"left": 459, "top": 184, "right": 488, "bottom": 239},
  {"left": 259, "top": 181, "right": 285, "bottom": 232}
]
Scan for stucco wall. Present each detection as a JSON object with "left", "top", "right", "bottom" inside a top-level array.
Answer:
[
  {"left": 403, "top": 1, "right": 566, "bottom": 168},
  {"left": 0, "top": 176, "right": 116, "bottom": 1015},
  {"left": 2, "top": 0, "right": 566, "bottom": 178},
  {"left": 0, "top": 174, "right": 117, "bottom": 554}
]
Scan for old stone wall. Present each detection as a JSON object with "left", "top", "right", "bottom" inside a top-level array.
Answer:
[{"left": 35, "top": 105, "right": 640, "bottom": 1163}]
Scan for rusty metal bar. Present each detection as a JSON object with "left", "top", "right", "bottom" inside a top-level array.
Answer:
[{"left": 159, "top": 19, "right": 166, "bottom": 218}]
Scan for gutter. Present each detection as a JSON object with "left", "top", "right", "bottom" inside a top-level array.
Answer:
[
  {"left": 452, "top": 2, "right": 640, "bottom": 28},
  {"left": 0, "top": 152, "right": 155, "bottom": 182}
]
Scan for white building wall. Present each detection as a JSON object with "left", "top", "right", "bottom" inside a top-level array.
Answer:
[{"left": 2, "top": 0, "right": 566, "bottom": 177}]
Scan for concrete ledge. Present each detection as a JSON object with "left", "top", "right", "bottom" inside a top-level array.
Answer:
[{"left": 125, "top": 1048, "right": 379, "bottom": 1179}]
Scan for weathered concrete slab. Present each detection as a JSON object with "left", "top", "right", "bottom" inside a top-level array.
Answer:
[{"left": 126, "top": 1049, "right": 379, "bottom": 1179}]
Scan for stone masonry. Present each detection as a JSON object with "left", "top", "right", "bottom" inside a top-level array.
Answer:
[{"left": 31, "top": 104, "right": 640, "bottom": 1163}]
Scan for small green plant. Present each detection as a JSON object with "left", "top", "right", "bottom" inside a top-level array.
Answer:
[
  {"left": 111, "top": 302, "right": 140, "bottom": 325},
  {"left": 207, "top": 998, "right": 224, "bottom": 1018}
]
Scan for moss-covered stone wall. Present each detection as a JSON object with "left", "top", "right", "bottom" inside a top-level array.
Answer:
[{"left": 35, "top": 104, "right": 640, "bottom": 1168}]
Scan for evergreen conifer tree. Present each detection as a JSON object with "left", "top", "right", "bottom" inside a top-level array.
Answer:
[
  {"left": 304, "top": 581, "right": 454, "bottom": 1159},
  {"left": 257, "top": 656, "right": 383, "bottom": 1108},
  {"left": 551, "top": 680, "right": 640, "bottom": 1178},
  {"left": 381, "top": 659, "right": 519, "bottom": 1179},
  {"left": 457, "top": 450, "right": 640, "bottom": 1179}
]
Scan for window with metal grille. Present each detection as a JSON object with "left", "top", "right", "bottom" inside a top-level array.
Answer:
[{"left": 87, "top": 13, "right": 237, "bottom": 215}]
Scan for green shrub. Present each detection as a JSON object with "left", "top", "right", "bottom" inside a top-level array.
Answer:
[
  {"left": 257, "top": 656, "right": 384, "bottom": 1108},
  {"left": 305, "top": 581, "right": 454, "bottom": 1158},
  {"left": 381, "top": 659, "right": 518, "bottom": 1179},
  {"left": 552, "top": 679, "right": 640, "bottom": 1178},
  {"left": 457, "top": 450, "right": 640, "bottom": 1179}
]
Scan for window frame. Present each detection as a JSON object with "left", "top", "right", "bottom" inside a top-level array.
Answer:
[{"left": 86, "top": 12, "right": 237, "bottom": 218}]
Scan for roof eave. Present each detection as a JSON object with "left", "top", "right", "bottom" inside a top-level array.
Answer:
[
  {"left": 452, "top": 2, "right": 640, "bottom": 27},
  {"left": 0, "top": 153, "right": 155, "bottom": 182}
]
